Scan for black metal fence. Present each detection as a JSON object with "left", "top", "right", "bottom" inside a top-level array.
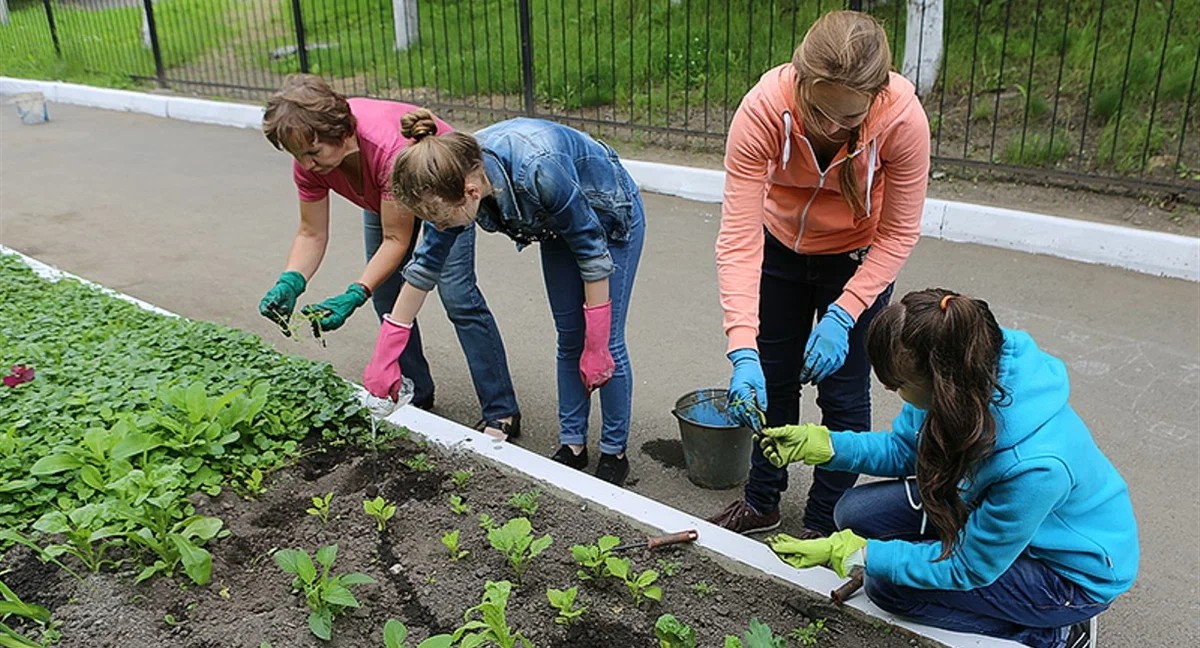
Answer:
[{"left": 2, "top": 0, "right": 1196, "bottom": 193}]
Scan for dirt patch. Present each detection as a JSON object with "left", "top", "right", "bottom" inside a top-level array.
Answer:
[
  {"left": 642, "top": 437, "right": 688, "bottom": 470},
  {"left": 6, "top": 432, "right": 934, "bottom": 647}
]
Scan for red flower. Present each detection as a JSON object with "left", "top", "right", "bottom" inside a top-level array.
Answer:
[{"left": 3, "top": 365, "right": 35, "bottom": 387}]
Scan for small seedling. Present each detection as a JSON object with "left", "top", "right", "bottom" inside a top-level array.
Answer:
[
  {"left": 603, "top": 556, "right": 662, "bottom": 606},
  {"left": 655, "top": 614, "right": 697, "bottom": 648},
  {"left": 478, "top": 513, "right": 496, "bottom": 531},
  {"left": 451, "top": 470, "right": 472, "bottom": 489},
  {"left": 570, "top": 535, "right": 621, "bottom": 580},
  {"left": 790, "top": 619, "right": 827, "bottom": 646},
  {"left": 363, "top": 496, "right": 396, "bottom": 532},
  {"left": 691, "top": 581, "right": 716, "bottom": 598},
  {"left": 724, "top": 618, "right": 787, "bottom": 648},
  {"left": 401, "top": 453, "right": 435, "bottom": 472},
  {"left": 657, "top": 559, "right": 683, "bottom": 577},
  {"left": 307, "top": 492, "right": 333, "bottom": 525},
  {"left": 546, "top": 586, "right": 587, "bottom": 626},
  {"left": 441, "top": 530, "right": 469, "bottom": 561},
  {"left": 449, "top": 494, "right": 471, "bottom": 516},
  {"left": 507, "top": 488, "right": 540, "bottom": 517},
  {"left": 451, "top": 581, "right": 532, "bottom": 648},
  {"left": 274, "top": 544, "right": 376, "bottom": 641},
  {"left": 384, "top": 618, "right": 454, "bottom": 648},
  {"left": 487, "top": 517, "right": 552, "bottom": 582}
]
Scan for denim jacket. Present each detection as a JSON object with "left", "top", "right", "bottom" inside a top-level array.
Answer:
[{"left": 403, "top": 118, "right": 637, "bottom": 291}]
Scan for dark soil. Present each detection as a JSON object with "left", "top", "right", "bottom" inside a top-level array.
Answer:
[{"left": 1, "top": 427, "right": 933, "bottom": 648}]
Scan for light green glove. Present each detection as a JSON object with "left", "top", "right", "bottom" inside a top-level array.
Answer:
[
  {"left": 766, "top": 529, "right": 867, "bottom": 578},
  {"left": 300, "top": 283, "right": 370, "bottom": 333},
  {"left": 259, "top": 270, "right": 307, "bottom": 336},
  {"left": 758, "top": 424, "right": 834, "bottom": 468}
]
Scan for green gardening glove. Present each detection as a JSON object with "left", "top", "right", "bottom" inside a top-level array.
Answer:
[
  {"left": 299, "top": 283, "right": 370, "bottom": 334},
  {"left": 259, "top": 270, "right": 307, "bottom": 337},
  {"left": 766, "top": 529, "right": 867, "bottom": 578},
  {"left": 758, "top": 424, "right": 834, "bottom": 468}
]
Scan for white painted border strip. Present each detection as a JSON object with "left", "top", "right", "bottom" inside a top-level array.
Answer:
[
  {"left": 3, "top": 244, "right": 1016, "bottom": 647},
  {"left": 3, "top": 77, "right": 1196, "bottom": 281}
]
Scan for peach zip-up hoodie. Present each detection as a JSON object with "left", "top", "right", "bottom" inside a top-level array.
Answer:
[{"left": 716, "top": 65, "right": 930, "bottom": 352}]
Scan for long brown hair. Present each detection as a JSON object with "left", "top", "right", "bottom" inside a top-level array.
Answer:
[
  {"left": 868, "top": 289, "right": 1006, "bottom": 559},
  {"left": 262, "top": 74, "right": 356, "bottom": 153},
  {"left": 792, "top": 11, "right": 892, "bottom": 217},
  {"left": 390, "top": 108, "right": 483, "bottom": 217}
]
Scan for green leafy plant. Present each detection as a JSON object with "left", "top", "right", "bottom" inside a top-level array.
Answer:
[
  {"left": 363, "top": 496, "right": 396, "bottom": 532},
  {"left": 383, "top": 618, "right": 454, "bottom": 648},
  {"left": 450, "top": 470, "right": 472, "bottom": 489},
  {"left": 0, "top": 578, "right": 59, "bottom": 648},
  {"left": 441, "top": 530, "right": 469, "bottom": 561},
  {"left": 655, "top": 614, "right": 697, "bottom": 648},
  {"left": 401, "top": 453, "right": 435, "bottom": 473},
  {"left": 570, "top": 534, "right": 621, "bottom": 580},
  {"left": 274, "top": 545, "right": 376, "bottom": 641},
  {"left": 30, "top": 503, "right": 124, "bottom": 572},
  {"left": 451, "top": 580, "right": 532, "bottom": 648},
  {"left": 487, "top": 517, "right": 552, "bottom": 582},
  {"left": 448, "top": 494, "right": 470, "bottom": 516},
  {"left": 478, "top": 513, "right": 496, "bottom": 531},
  {"left": 307, "top": 492, "right": 334, "bottom": 525},
  {"left": 545, "top": 586, "right": 587, "bottom": 626},
  {"left": 790, "top": 618, "right": 827, "bottom": 646},
  {"left": 604, "top": 556, "right": 663, "bottom": 606},
  {"left": 691, "top": 581, "right": 716, "bottom": 598},
  {"left": 657, "top": 559, "right": 682, "bottom": 577},
  {"left": 723, "top": 619, "right": 787, "bottom": 648},
  {"left": 507, "top": 488, "right": 540, "bottom": 516}
]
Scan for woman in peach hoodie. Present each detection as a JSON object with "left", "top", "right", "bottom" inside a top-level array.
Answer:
[{"left": 709, "top": 11, "right": 930, "bottom": 537}]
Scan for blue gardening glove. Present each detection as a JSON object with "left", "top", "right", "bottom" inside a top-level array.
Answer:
[
  {"left": 799, "top": 304, "right": 854, "bottom": 385},
  {"left": 259, "top": 270, "right": 307, "bottom": 337},
  {"left": 300, "top": 283, "right": 370, "bottom": 334},
  {"left": 727, "top": 348, "right": 767, "bottom": 433}
]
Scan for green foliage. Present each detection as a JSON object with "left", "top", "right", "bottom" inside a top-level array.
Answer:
[
  {"left": 603, "top": 556, "right": 662, "bottom": 606},
  {"left": 1001, "top": 131, "right": 1071, "bottom": 166},
  {"left": 450, "top": 581, "right": 532, "bottom": 648},
  {"left": 0, "top": 577, "right": 59, "bottom": 648},
  {"left": 790, "top": 618, "right": 828, "bottom": 646},
  {"left": 570, "top": 534, "right": 621, "bottom": 581},
  {"left": 307, "top": 492, "right": 334, "bottom": 525},
  {"left": 655, "top": 614, "right": 697, "bottom": 648},
  {"left": 401, "top": 453, "right": 435, "bottom": 473},
  {"left": 506, "top": 489, "right": 541, "bottom": 517},
  {"left": 478, "top": 513, "right": 497, "bottom": 531},
  {"left": 363, "top": 496, "right": 397, "bottom": 532},
  {"left": 441, "top": 530, "right": 469, "bottom": 561},
  {"left": 487, "top": 518, "right": 552, "bottom": 582},
  {"left": 723, "top": 619, "right": 787, "bottom": 648},
  {"left": 450, "top": 470, "right": 472, "bottom": 490},
  {"left": 274, "top": 545, "right": 376, "bottom": 641},
  {"left": 545, "top": 586, "right": 587, "bottom": 626},
  {"left": 384, "top": 618, "right": 455, "bottom": 648},
  {"left": 657, "top": 559, "right": 683, "bottom": 578},
  {"left": 448, "top": 494, "right": 471, "bottom": 516},
  {"left": 691, "top": 581, "right": 716, "bottom": 598}
]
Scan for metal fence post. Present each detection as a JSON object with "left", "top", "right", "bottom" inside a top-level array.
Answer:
[
  {"left": 141, "top": 0, "right": 166, "bottom": 87},
  {"left": 41, "top": 0, "right": 61, "bottom": 57},
  {"left": 290, "top": 0, "right": 309, "bottom": 73},
  {"left": 517, "top": 0, "right": 535, "bottom": 116}
]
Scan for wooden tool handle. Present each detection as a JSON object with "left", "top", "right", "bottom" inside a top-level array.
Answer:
[
  {"left": 646, "top": 529, "right": 699, "bottom": 549},
  {"left": 830, "top": 566, "right": 865, "bottom": 605}
]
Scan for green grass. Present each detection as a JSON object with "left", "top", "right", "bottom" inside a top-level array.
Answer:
[{"left": 1001, "top": 131, "right": 1071, "bottom": 166}]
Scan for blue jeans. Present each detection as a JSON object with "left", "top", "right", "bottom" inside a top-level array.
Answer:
[
  {"left": 835, "top": 481, "right": 1108, "bottom": 647},
  {"left": 744, "top": 233, "right": 893, "bottom": 532},
  {"left": 539, "top": 198, "right": 645, "bottom": 455},
  {"left": 363, "top": 211, "right": 519, "bottom": 421}
]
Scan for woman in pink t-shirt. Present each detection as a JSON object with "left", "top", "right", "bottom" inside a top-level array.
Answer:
[{"left": 258, "top": 75, "right": 521, "bottom": 436}]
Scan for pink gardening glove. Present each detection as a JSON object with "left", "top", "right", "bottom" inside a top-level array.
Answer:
[
  {"left": 580, "top": 301, "right": 615, "bottom": 391},
  {"left": 363, "top": 316, "right": 412, "bottom": 400}
]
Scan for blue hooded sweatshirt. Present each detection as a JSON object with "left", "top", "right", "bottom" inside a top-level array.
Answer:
[{"left": 826, "top": 329, "right": 1139, "bottom": 604}]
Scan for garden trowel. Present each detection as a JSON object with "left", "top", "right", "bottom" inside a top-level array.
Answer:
[{"left": 611, "top": 529, "right": 699, "bottom": 553}]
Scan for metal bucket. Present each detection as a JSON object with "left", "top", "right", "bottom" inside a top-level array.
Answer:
[
  {"left": 672, "top": 388, "right": 753, "bottom": 490},
  {"left": 10, "top": 92, "right": 48, "bottom": 125}
]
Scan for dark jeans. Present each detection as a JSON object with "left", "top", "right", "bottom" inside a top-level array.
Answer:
[
  {"left": 743, "top": 232, "right": 893, "bottom": 533},
  {"left": 835, "top": 481, "right": 1108, "bottom": 647},
  {"left": 364, "top": 212, "right": 519, "bottom": 420}
]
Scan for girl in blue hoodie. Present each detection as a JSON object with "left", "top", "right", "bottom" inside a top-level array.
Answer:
[{"left": 757, "top": 288, "right": 1138, "bottom": 648}]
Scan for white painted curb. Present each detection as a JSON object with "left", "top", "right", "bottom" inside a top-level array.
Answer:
[
  {"left": 3, "top": 77, "right": 1196, "bottom": 282},
  {"left": 3, "top": 245, "right": 1017, "bottom": 648}
]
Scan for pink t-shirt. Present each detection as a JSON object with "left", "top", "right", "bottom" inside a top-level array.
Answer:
[{"left": 293, "top": 98, "right": 453, "bottom": 213}]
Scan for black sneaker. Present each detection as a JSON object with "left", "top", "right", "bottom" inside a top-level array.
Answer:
[
  {"left": 595, "top": 453, "right": 629, "bottom": 486},
  {"left": 475, "top": 414, "right": 522, "bottom": 441},
  {"left": 1064, "top": 616, "right": 1098, "bottom": 648},
  {"left": 551, "top": 445, "right": 588, "bottom": 469},
  {"left": 413, "top": 394, "right": 435, "bottom": 411}
]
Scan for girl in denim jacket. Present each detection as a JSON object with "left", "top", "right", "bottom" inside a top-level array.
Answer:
[{"left": 362, "top": 111, "right": 645, "bottom": 486}]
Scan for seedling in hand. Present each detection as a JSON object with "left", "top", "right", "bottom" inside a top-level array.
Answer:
[
  {"left": 546, "top": 586, "right": 587, "bottom": 626},
  {"left": 363, "top": 496, "right": 396, "bottom": 532},
  {"left": 307, "top": 492, "right": 333, "bottom": 525}
]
